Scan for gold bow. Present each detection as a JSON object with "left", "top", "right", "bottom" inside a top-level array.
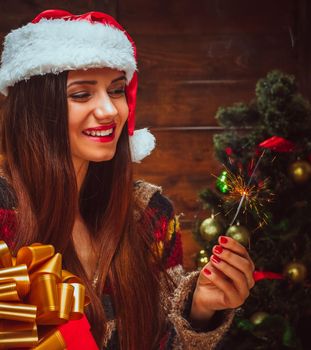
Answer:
[{"left": 0, "top": 240, "right": 89, "bottom": 349}]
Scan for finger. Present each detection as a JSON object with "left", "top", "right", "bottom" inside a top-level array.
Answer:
[
  {"left": 201, "top": 265, "right": 246, "bottom": 309},
  {"left": 210, "top": 254, "right": 252, "bottom": 299},
  {"left": 213, "top": 245, "right": 255, "bottom": 288},
  {"left": 218, "top": 235, "right": 249, "bottom": 258},
  {"left": 218, "top": 236, "right": 255, "bottom": 271},
  {"left": 198, "top": 261, "right": 227, "bottom": 283}
]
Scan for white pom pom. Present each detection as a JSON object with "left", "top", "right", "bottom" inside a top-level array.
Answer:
[{"left": 129, "top": 128, "right": 156, "bottom": 163}]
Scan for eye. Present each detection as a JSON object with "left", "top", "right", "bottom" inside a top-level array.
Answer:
[
  {"left": 108, "top": 86, "right": 126, "bottom": 98},
  {"left": 68, "top": 92, "right": 91, "bottom": 100}
]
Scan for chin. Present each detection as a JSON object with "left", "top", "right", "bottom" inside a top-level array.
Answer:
[{"left": 89, "top": 151, "right": 116, "bottom": 162}]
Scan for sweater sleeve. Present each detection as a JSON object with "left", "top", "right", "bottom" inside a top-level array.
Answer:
[
  {"left": 147, "top": 191, "right": 234, "bottom": 350},
  {"left": 0, "top": 176, "right": 16, "bottom": 247}
]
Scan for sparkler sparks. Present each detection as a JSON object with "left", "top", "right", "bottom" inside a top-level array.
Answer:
[{"left": 221, "top": 151, "right": 274, "bottom": 227}]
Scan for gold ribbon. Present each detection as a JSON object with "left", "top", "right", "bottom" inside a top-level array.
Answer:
[{"left": 0, "top": 240, "right": 88, "bottom": 349}]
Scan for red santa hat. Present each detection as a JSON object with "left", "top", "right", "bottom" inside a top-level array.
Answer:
[{"left": 0, "top": 9, "right": 155, "bottom": 163}]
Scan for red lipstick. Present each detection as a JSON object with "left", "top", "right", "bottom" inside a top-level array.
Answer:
[
  {"left": 82, "top": 123, "right": 116, "bottom": 143},
  {"left": 83, "top": 123, "right": 116, "bottom": 132}
]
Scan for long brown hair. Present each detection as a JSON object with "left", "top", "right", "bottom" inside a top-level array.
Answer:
[{"left": 1, "top": 72, "right": 169, "bottom": 349}]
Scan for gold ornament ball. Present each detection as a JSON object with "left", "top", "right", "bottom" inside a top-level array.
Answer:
[
  {"left": 284, "top": 262, "right": 307, "bottom": 283},
  {"left": 226, "top": 225, "right": 250, "bottom": 246},
  {"left": 250, "top": 311, "right": 269, "bottom": 326},
  {"left": 199, "top": 217, "right": 223, "bottom": 242},
  {"left": 196, "top": 249, "right": 209, "bottom": 269},
  {"left": 289, "top": 160, "right": 311, "bottom": 183}
]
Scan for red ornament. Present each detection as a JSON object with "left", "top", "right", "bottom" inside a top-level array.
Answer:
[
  {"left": 225, "top": 147, "right": 233, "bottom": 156},
  {"left": 253, "top": 270, "right": 284, "bottom": 282},
  {"left": 259, "top": 136, "right": 295, "bottom": 152}
]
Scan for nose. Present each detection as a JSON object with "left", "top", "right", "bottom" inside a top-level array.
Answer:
[{"left": 93, "top": 93, "right": 118, "bottom": 121}]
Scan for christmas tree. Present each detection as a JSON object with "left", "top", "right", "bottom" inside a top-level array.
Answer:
[{"left": 193, "top": 71, "right": 311, "bottom": 349}]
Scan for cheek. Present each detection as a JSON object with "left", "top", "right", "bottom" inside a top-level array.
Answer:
[
  {"left": 67, "top": 116, "right": 78, "bottom": 137},
  {"left": 67, "top": 104, "right": 86, "bottom": 133},
  {"left": 67, "top": 104, "right": 76, "bottom": 131},
  {"left": 119, "top": 101, "right": 129, "bottom": 125}
]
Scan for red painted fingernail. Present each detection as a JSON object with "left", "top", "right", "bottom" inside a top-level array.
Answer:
[
  {"left": 220, "top": 236, "right": 228, "bottom": 244},
  {"left": 211, "top": 255, "right": 221, "bottom": 263},
  {"left": 214, "top": 245, "right": 223, "bottom": 254},
  {"left": 203, "top": 268, "right": 211, "bottom": 275}
]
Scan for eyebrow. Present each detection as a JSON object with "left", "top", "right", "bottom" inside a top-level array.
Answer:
[{"left": 67, "top": 75, "right": 126, "bottom": 88}]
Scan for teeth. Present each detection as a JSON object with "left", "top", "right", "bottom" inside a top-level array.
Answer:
[{"left": 84, "top": 128, "right": 113, "bottom": 137}]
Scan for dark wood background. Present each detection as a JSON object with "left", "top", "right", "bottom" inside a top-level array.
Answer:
[{"left": 1, "top": 0, "right": 310, "bottom": 270}]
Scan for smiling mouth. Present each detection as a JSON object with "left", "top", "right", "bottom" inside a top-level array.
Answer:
[{"left": 83, "top": 128, "right": 114, "bottom": 137}]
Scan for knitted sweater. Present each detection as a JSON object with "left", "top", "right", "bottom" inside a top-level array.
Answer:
[{"left": 0, "top": 178, "right": 234, "bottom": 349}]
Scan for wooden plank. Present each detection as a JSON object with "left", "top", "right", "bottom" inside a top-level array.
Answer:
[
  {"left": 181, "top": 229, "right": 202, "bottom": 272},
  {"left": 135, "top": 33, "right": 297, "bottom": 81},
  {"left": 133, "top": 130, "right": 224, "bottom": 223},
  {"left": 297, "top": 0, "right": 311, "bottom": 100},
  {"left": 136, "top": 80, "right": 256, "bottom": 128},
  {"left": 0, "top": 0, "right": 117, "bottom": 33},
  {"left": 119, "top": 0, "right": 295, "bottom": 35}
]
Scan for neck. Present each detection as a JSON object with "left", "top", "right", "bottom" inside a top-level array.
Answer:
[{"left": 73, "top": 159, "right": 89, "bottom": 193}]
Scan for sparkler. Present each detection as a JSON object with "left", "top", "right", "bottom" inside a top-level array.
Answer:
[{"left": 222, "top": 150, "right": 274, "bottom": 226}]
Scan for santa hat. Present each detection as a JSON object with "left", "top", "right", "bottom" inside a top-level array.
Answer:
[{"left": 0, "top": 9, "right": 155, "bottom": 163}]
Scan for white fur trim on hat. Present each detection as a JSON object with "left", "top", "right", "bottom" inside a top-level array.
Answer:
[
  {"left": 0, "top": 19, "right": 136, "bottom": 95},
  {"left": 130, "top": 128, "right": 156, "bottom": 163}
]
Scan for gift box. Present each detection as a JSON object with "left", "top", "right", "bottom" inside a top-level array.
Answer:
[{"left": 0, "top": 240, "right": 98, "bottom": 349}]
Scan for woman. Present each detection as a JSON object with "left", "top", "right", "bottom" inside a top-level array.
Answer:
[{"left": 0, "top": 10, "right": 255, "bottom": 349}]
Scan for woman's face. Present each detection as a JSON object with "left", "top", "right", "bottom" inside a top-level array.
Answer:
[{"left": 67, "top": 67, "right": 129, "bottom": 169}]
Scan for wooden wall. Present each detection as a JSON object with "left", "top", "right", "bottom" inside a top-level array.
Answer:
[
  {"left": 122, "top": 0, "right": 311, "bottom": 270},
  {"left": 1, "top": 0, "right": 310, "bottom": 270}
]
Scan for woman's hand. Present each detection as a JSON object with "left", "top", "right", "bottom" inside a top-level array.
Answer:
[{"left": 190, "top": 235, "right": 255, "bottom": 323}]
